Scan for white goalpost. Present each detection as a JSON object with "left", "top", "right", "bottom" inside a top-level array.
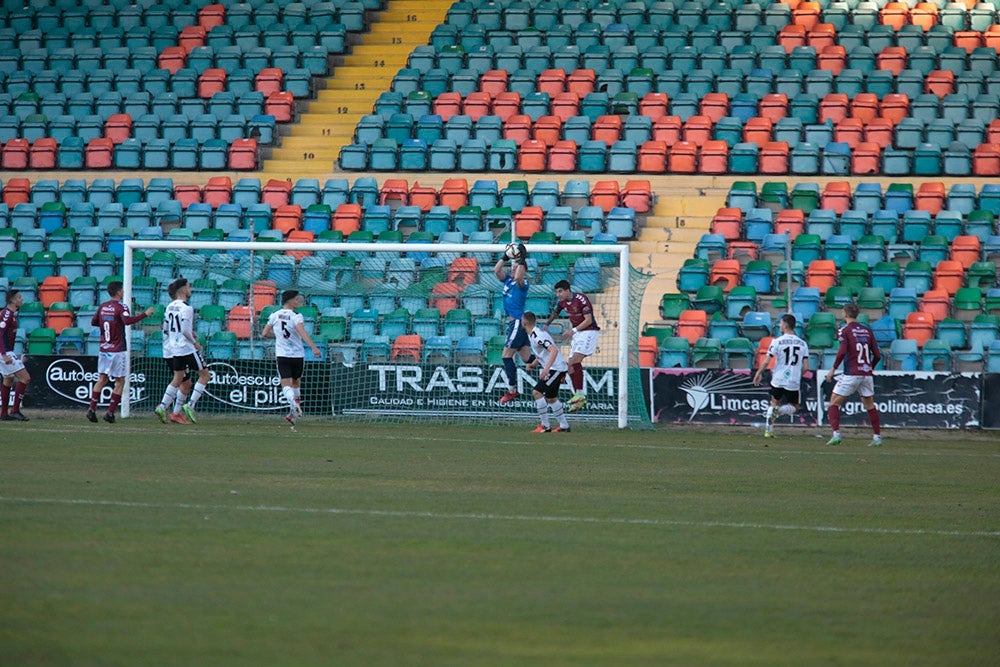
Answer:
[{"left": 122, "top": 239, "right": 651, "bottom": 429}]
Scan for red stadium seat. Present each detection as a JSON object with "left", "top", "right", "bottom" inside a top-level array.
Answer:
[
  {"left": 759, "top": 93, "right": 789, "bottom": 122},
  {"left": 951, "top": 236, "right": 982, "bottom": 269},
  {"left": 2, "top": 178, "right": 30, "bottom": 206},
  {"left": 533, "top": 115, "right": 562, "bottom": 146},
  {"left": 974, "top": 143, "right": 1000, "bottom": 176},
  {"left": 537, "top": 69, "right": 566, "bottom": 96},
  {"left": 448, "top": 257, "right": 479, "bottom": 286},
  {"left": 178, "top": 25, "right": 206, "bottom": 53},
  {"left": 699, "top": 93, "right": 729, "bottom": 123},
  {"left": 676, "top": 310, "right": 708, "bottom": 344},
  {"left": 551, "top": 92, "right": 580, "bottom": 121},
  {"left": 432, "top": 92, "right": 461, "bottom": 121},
  {"left": 806, "top": 259, "right": 837, "bottom": 294},
  {"left": 567, "top": 69, "right": 596, "bottom": 96},
  {"left": 40, "top": 276, "right": 69, "bottom": 309},
  {"left": 84, "top": 138, "right": 113, "bottom": 169},
  {"left": 774, "top": 209, "right": 805, "bottom": 238},
  {"left": 174, "top": 185, "right": 202, "bottom": 208},
  {"left": 28, "top": 138, "right": 57, "bottom": 169},
  {"left": 821, "top": 181, "right": 852, "bottom": 213},
  {"left": 104, "top": 114, "right": 133, "bottom": 144},
  {"left": 262, "top": 179, "right": 291, "bottom": 208},
  {"left": 925, "top": 70, "right": 955, "bottom": 97},
  {"left": 915, "top": 182, "right": 945, "bottom": 214},
  {"left": 285, "top": 230, "right": 314, "bottom": 259},
  {"left": 877, "top": 46, "right": 907, "bottom": 76},
  {"left": 253, "top": 68, "right": 282, "bottom": 95},
  {"left": 682, "top": 115, "right": 713, "bottom": 145},
  {"left": 409, "top": 182, "right": 438, "bottom": 211},
  {"left": 850, "top": 93, "right": 879, "bottom": 123},
  {"left": 492, "top": 92, "right": 521, "bottom": 121},
  {"left": 197, "top": 4, "right": 226, "bottom": 30},
  {"left": 265, "top": 92, "right": 294, "bottom": 122},
  {"left": 332, "top": 204, "right": 362, "bottom": 235},
  {"left": 851, "top": 142, "right": 882, "bottom": 174},
  {"left": 744, "top": 117, "right": 774, "bottom": 144},
  {"left": 429, "top": 281, "right": 461, "bottom": 315},
  {"left": 709, "top": 259, "right": 742, "bottom": 292},
  {"left": 198, "top": 68, "right": 227, "bottom": 98},
  {"left": 590, "top": 181, "right": 621, "bottom": 212},
  {"left": 379, "top": 179, "right": 410, "bottom": 206},
  {"left": 819, "top": 93, "right": 850, "bottom": 123},
  {"left": 228, "top": 138, "right": 257, "bottom": 170},
  {"left": 593, "top": 115, "right": 622, "bottom": 145},
  {"left": 835, "top": 118, "right": 864, "bottom": 147},
  {"left": 933, "top": 261, "right": 965, "bottom": 296},
  {"left": 513, "top": 206, "right": 543, "bottom": 238},
  {"left": 463, "top": 92, "right": 492, "bottom": 120},
  {"left": 272, "top": 205, "right": 302, "bottom": 236},
  {"left": 638, "top": 335, "right": 658, "bottom": 366},
  {"left": 817, "top": 45, "right": 846, "bottom": 74},
  {"left": 391, "top": 334, "right": 423, "bottom": 362},
  {"left": 639, "top": 93, "right": 669, "bottom": 121},
  {"left": 158, "top": 46, "right": 186, "bottom": 74}
]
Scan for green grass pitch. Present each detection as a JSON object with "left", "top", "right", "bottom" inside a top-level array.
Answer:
[{"left": 2, "top": 417, "right": 998, "bottom": 666}]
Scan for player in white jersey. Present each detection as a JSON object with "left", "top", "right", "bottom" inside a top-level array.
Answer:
[
  {"left": 753, "top": 313, "right": 810, "bottom": 440},
  {"left": 262, "top": 290, "right": 321, "bottom": 425},
  {"left": 154, "top": 278, "right": 211, "bottom": 425},
  {"left": 522, "top": 311, "right": 571, "bottom": 433}
]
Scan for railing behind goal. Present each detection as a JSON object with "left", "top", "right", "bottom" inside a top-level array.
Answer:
[{"left": 123, "top": 240, "right": 652, "bottom": 429}]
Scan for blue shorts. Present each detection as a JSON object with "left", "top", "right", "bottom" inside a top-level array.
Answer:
[{"left": 504, "top": 317, "right": 530, "bottom": 350}]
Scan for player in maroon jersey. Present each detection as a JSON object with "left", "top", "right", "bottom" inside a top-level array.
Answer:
[
  {"left": 827, "top": 303, "right": 883, "bottom": 447},
  {"left": 86, "top": 281, "right": 154, "bottom": 424},
  {"left": 544, "top": 280, "right": 601, "bottom": 413},
  {"left": 0, "top": 289, "right": 31, "bottom": 421}
]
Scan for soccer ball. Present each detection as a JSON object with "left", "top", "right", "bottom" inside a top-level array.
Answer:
[{"left": 504, "top": 242, "right": 527, "bottom": 261}]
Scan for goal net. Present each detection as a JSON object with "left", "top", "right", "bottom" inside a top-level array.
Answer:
[{"left": 122, "top": 239, "right": 652, "bottom": 429}]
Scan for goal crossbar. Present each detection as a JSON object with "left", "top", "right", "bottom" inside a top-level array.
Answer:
[{"left": 123, "top": 240, "right": 633, "bottom": 427}]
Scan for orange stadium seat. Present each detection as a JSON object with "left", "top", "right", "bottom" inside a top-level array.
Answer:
[
  {"left": 590, "top": 181, "right": 621, "bottom": 212},
  {"left": 463, "top": 92, "right": 492, "bottom": 120},
  {"left": 807, "top": 259, "right": 837, "bottom": 293},
  {"left": 503, "top": 114, "right": 533, "bottom": 145},
  {"left": 593, "top": 115, "right": 623, "bottom": 145},
  {"left": 709, "top": 259, "right": 742, "bottom": 291},
  {"left": 433, "top": 92, "right": 461, "bottom": 121},
  {"left": 429, "top": 281, "right": 461, "bottom": 315},
  {"left": 638, "top": 335, "right": 658, "bottom": 366},
  {"left": 639, "top": 93, "right": 669, "bottom": 121},
  {"left": 920, "top": 290, "right": 951, "bottom": 320},
  {"left": 333, "top": 203, "right": 362, "bottom": 235},
  {"left": 391, "top": 334, "right": 423, "bottom": 363},
  {"left": 480, "top": 70, "right": 507, "bottom": 95},
  {"left": 933, "top": 261, "right": 965, "bottom": 295},
  {"left": 548, "top": 140, "right": 578, "bottom": 171},
  {"left": 517, "top": 140, "right": 547, "bottom": 171},
  {"left": 903, "top": 311, "right": 936, "bottom": 347},
  {"left": 744, "top": 117, "right": 774, "bottom": 144},
  {"left": 817, "top": 45, "right": 846, "bottom": 74},
  {"left": 880, "top": 94, "right": 910, "bottom": 124},
  {"left": 514, "top": 206, "right": 543, "bottom": 238},
  {"left": 492, "top": 92, "right": 521, "bottom": 121},
  {"left": 104, "top": 114, "right": 132, "bottom": 144},
  {"left": 248, "top": 281, "right": 277, "bottom": 314},
  {"left": 852, "top": 142, "right": 882, "bottom": 174},
  {"left": 262, "top": 179, "right": 292, "bottom": 208},
  {"left": 682, "top": 115, "right": 713, "bottom": 145},
  {"left": 835, "top": 118, "right": 864, "bottom": 147},
  {"left": 775, "top": 209, "right": 805, "bottom": 238},
  {"left": 437, "top": 179, "right": 467, "bottom": 211},
  {"left": 756, "top": 337, "right": 776, "bottom": 369},
  {"left": 40, "top": 276, "right": 69, "bottom": 308},
  {"left": 700, "top": 93, "right": 729, "bottom": 123},
  {"left": 84, "top": 138, "right": 113, "bottom": 169},
  {"left": 877, "top": 46, "right": 907, "bottom": 76},
  {"left": 667, "top": 141, "right": 697, "bottom": 173},
  {"left": 711, "top": 208, "right": 743, "bottom": 241},
  {"left": 621, "top": 180, "right": 652, "bottom": 213},
  {"left": 174, "top": 184, "right": 202, "bottom": 208},
  {"left": 253, "top": 68, "right": 281, "bottom": 96},
  {"left": 448, "top": 257, "right": 479, "bottom": 286},
  {"left": 820, "top": 93, "right": 849, "bottom": 123},
  {"left": 973, "top": 144, "right": 1000, "bottom": 176},
  {"left": 272, "top": 205, "right": 302, "bottom": 236},
  {"left": 533, "top": 116, "right": 562, "bottom": 146},
  {"left": 653, "top": 116, "right": 683, "bottom": 145},
  {"left": 915, "top": 182, "right": 945, "bottom": 213},
  {"left": 638, "top": 141, "right": 667, "bottom": 172},
  {"left": 203, "top": 177, "right": 232, "bottom": 207},
  {"left": 821, "top": 181, "right": 852, "bottom": 213},
  {"left": 228, "top": 138, "right": 257, "bottom": 170},
  {"left": 567, "top": 69, "right": 596, "bottom": 96},
  {"left": 760, "top": 141, "right": 790, "bottom": 174},
  {"left": 409, "top": 182, "right": 438, "bottom": 211},
  {"left": 226, "top": 305, "right": 253, "bottom": 338},
  {"left": 950, "top": 236, "right": 981, "bottom": 268},
  {"left": 808, "top": 24, "right": 837, "bottom": 51},
  {"left": 760, "top": 94, "right": 789, "bottom": 122},
  {"left": 700, "top": 141, "right": 729, "bottom": 174},
  {"left": 552, "top": 92, "right": 580, "bottom": 121},
  {"left": 676, "top": 310, "right": 708, "bottom": 344},
  {"left": 537, "top": 69, "right": 566, "bottom": 96},
  {"left": 850, "top": 93, "right": 879, "bottom": 122},
  {"left": 925, "top": 70, "right": 954, "bottom": 97},
  {"left": 285, "top": 231, "right": 314, "bottom": 259},
  {"left": 379, "top": 179, "right": 409, "bottom": 206},
  {"left": 28, "top": 138, "right": 57, "bottom": 169}
]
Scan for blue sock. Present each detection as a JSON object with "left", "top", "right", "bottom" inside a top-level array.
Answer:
[{"left": 503, "top": 357, "right": 517, "bottom": 387}]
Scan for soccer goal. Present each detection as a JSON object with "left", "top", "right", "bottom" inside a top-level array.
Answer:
[{"left": 122, "top": 239, "right": 652, "bottom": 429}]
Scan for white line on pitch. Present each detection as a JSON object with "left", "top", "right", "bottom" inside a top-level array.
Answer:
[{"left": 2, "top": 496, "right": 997, "bottom": 538}]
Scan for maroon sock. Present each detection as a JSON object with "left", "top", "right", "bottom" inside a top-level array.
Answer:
[
  {"left": 867, "top": 407, "right": 881, "bottom": 436},
  {"left": 12, "top": 381, "right": 26, "bottom": 412},
  {"left": 570, "top": 366, "right": 584, "bottom": 393},
  {"left": 1, "top": 384, "right": 9, "bottom": 416},
  {"left": 89, "top": 387, "right": 100, "bottom": 411},
  {"left": 828, "top": 403, "right": 840, "bottom": 431},
  {"left": 108, "top": 393, "right": 121, "bottom": 416}
]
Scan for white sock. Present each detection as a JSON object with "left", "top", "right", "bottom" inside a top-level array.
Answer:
[
  {"left": 173, "top": 391, "right": 187, "bottom": 414},
  {"left": 779, "top": 405, "right": 796, "bottom": 416},
  {"left": 536, "top": 397, "right": 549, "bottom": 427},
  {"left": 873, "top": 434, "right": 882, "bottom": 442},
  {"left": 282, "top": 386, "right": 297, "bottom": 410},
  {"left": 293, "top": 387, "right": 301, "bottom": 402},
  {"left": 765, "top": 405, "right": 774, "bottom": 419},
  {"left": 159, "top": 385, "right": 177, "bottom": 410},
  {"left": 551, "top": 400, "right": 568, "bottom": 429},
  {"left": 188, "top": 381, "right": 207, "bottom": 407},
  {"left": 832, "top": 430, "right": 840, "bottom": 439}
]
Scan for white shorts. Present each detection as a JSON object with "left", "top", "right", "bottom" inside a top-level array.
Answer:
[
  {"left": 832, "top": 374, "right": 875, "bottom": 398},
  {"left": 569, "top": 329, "right": 599, "bottom": 358},
  {"left": 97, "top": 351, "right": 128, "bottom": 380},
  {"left": 0, "top": 352, "right": 25, "bottom": 377}
]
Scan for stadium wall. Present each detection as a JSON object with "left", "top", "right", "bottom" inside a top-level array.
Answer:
[{"left": 23, "top": 354, "right": 999, "bottom": 430}]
